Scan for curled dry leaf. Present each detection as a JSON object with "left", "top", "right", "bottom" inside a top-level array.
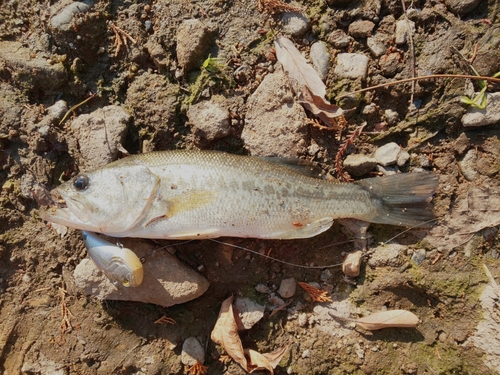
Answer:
[
  {"left": 355, "top": 310, "right": 419, "bottom": 331},
  {"left": 274, "top": 36, "right": 343, "bottom": 128},
  {"left": 211, "top": 296, "right": 291, "bottom": 374}
]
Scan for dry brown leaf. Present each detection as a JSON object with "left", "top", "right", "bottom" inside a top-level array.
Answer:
[
  {"left": 211, "top": 296, "right": 292, "bottom": 374},
  {"left": 210, "top": 296, "right": 248, "bottom": 369},
  {"left": 274, "top": 36, "right": 343, "bottom": 126},
  {"left": 298, "top": 86, "right": 343, "bottom": 128},
  {"left": 355, "top": 310, "right": 419, "bottom": 331}
]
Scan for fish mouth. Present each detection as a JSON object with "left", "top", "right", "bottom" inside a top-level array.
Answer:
[{"left": 38, "top": 189, "right": 89, "bottom": 228}]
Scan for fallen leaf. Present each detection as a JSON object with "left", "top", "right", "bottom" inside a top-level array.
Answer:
[
  {"left": 298, "top": 86, "right": 343, "bottom": 127},
  {"left": 211, "top": 296, "right": 292, "bottom": 374},
  {"left": 274, "top": 36, "right": 343, "bottom": 127},
  {"left": 355, "top": 310, "right": 419, "bottom": 331},
  {"left": 210, "top": 296, "right": 248, "bottom": 369}
]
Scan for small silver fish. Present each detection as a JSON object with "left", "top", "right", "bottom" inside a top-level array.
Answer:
[
  {"left": 40, "top": 150, "right": 438, "bottom": 240},
  {"left": 82, "top": 231, "right": 144, "bottom": 287}
]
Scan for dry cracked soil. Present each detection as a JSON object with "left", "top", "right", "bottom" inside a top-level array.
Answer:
[{"left": 1, "top": 0, "right": 500, "bottom": 374}]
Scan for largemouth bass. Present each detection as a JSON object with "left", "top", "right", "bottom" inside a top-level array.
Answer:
[{"left": 40, "top": 150, "right": 438, "bottom": 239}]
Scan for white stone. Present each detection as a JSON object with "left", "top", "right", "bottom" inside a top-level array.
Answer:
[
  {"left": 462, "top": 92, "right": 500, "bottom": 127},
  {"left": 395, "top": 19, "right": 415, "bottom": 45},
  {"left": 334, "top": 53, "right": 369, "bottom": 80},
  {"left": 367, "top": 37, "right": 386, "bottom": 57},
  {"left": 234, "top": 297, "right": 265, "bottom": 329},
  {"left": 374, "top": 142, "right": 401, "bottom": 166}
]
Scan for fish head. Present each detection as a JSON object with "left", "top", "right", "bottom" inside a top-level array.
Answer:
[{"left": 40, "top": 163, "right": 160, "bottom": 234}]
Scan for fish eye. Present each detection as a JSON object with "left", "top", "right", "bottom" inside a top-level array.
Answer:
[{"left": 73, "top": 175, "right": 89, "bottom": 191}]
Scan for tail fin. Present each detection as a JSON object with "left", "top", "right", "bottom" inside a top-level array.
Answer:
[{"left": 358, "top": 172, "right": 438, "bottom": 227}]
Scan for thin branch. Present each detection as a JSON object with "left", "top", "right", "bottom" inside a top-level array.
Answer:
[{"left": 335, "top": 74, "right": 500, "bottom": 101}]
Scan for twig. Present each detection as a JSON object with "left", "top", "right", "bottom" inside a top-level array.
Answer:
[
  {"left": 335, "top": 74, "right": 500, "bottom": 101},
  {"left": 401, "top": 0, "right": 416, "bottom": 106},
  {"left": 59, "top": 93, "right": 95, "bottom": 126}
]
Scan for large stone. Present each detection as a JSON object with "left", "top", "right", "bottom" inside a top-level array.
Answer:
[
  {"left": 0, "top": 41, "right": 67, "bottom": 91},
  {"left": 74, "top": 238, "right": 210, "bottom": 307},
  {"left": 242, "top": 70, "right": 308, "bottom": 157},
  {"left": 70, "top": 105, "right": 130, "bottom": 169},
  {"left": 176, "top": 19, "right": 213, "bottom": 72},
  {"left": 187, "top": 96, "right": 231, "bottom": 142}
]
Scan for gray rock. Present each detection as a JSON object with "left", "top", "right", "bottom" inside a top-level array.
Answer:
[
  {"left": 0, "top": 41, "right": 67, "bottom": 91},
  {"left": 176, "top": 19, "right": 213, "bottom": 72},
  {"left": 242, "top": 70, "right": 308, "bottom": 158},
  {"left": 328, "top": 30, "right": 352, "bottom": 49},
  {"left": 255, "top": 283, "right": 271, "bottom": 294},
  {"left": 411, "top": 248, "right": 426, "bottom": 266},
  {"left": 395, "top": 19, "right": 415, "bottom": 45},
  {"left": 374, "top": 142, "right": 401, "bottom": 166},
  {"left": 444, "top": 0, "right": 482, "bottom": 15},
  {"left": 277, "top": 277, "right": 297, "bottom": 298},
  {"left": 70, "top": 105, "right": 130, "bottom": 169},
  {"left": 384, "top": 109, "right": 399, "bottom": 125},
  {"left": 50, "top": 0, "right": 93, "bottom": 31},
  {"left": 234, "top": 297, "right": 265, "bottom": 329},
  {"left": 310, "top": 41, "right": 330, "bottom": 80},
  {"left": 462, "top": 93, "right": 500, "bottom": 127},
  {"left": 397, "top": 150, "right": 410, "bottom": 167},
  {"left": 181, "top": 337, "right": 205, "bottom": 366},
  {"left": 281, "top": 12, "right": 310, "bottom": 37},
  {"left": 334, "top": 53, "right": 369, "bottom": 80},
  {"left": 368, "top": 244, "right": 405, "bottom": 267},
  {"left": 457, "top": 149, "right": 479, "bottom": 181},
  {"left": 187, "top": 96, "right": 230, "bottom": 142},
  {"left": 74, "top": 238, "right": 209, "bottom": 307},
  {"left": 348, "top": 20, "right": 375, "bottom": 39},
  {"left": 367, "top": 37, "right": 386, "bottom": 57},
  {"left": 343, "top": 154, "right": 377, "bottom": 176}
]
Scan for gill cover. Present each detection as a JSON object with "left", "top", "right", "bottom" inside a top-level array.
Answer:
[
  {"left": 69, "top": 164, "right": 160, "bottom": 233},
  {"left": 82, "top": 231, "right": 144, "bottom": 287}
]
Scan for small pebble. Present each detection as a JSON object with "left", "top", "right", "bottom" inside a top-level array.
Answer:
[
  {"left": 298, "top": 312, "right": 308, "bottom": 327},
  {"left": 328, "top": 29, "right": 352, "bottom": 48},
  {"left": 281, "top": 12, "right": 310, "bottom": 37},
  {"left": 277, "top": 277, "right": 297, "bottom": 299},
  {"left": 310, "top": 41, "right": 329, "bottom": 80},
  {"left": 301, "top": 349, "right": 311, "bottom": 358},
  {"left": 395, "top": 19, "right": 415, "bottom": 45},
  {"left": 411, "top": 248, "right": 426, "bottom": 266}
]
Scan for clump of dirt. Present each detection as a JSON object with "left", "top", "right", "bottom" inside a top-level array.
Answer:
[{"left": 1, "top": 0, "right": 500, "bottom": 374}]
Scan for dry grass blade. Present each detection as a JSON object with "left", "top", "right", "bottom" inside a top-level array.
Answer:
[{"left": 298, "top": 282, "right": 332, "bottom": 302}]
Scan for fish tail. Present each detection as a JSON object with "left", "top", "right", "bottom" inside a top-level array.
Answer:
[{"left": 357, "top": 172, "right": 438, "bottom": 227}]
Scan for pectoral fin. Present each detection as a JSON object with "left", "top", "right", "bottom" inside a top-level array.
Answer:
[
  {"left": 262, "top": 217, "right": 334, "bottom": 239},
  {"left": 143, "top": 190, "right": 218, "bottom": 227}
]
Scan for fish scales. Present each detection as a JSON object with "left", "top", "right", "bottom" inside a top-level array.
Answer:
[{"left": 40, "top": 150, "right": 438, "bottom": 239}]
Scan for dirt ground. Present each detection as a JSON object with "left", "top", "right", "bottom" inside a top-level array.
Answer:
[{"left": 1, "top": 0, "right": 500, "bottom": 374}]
